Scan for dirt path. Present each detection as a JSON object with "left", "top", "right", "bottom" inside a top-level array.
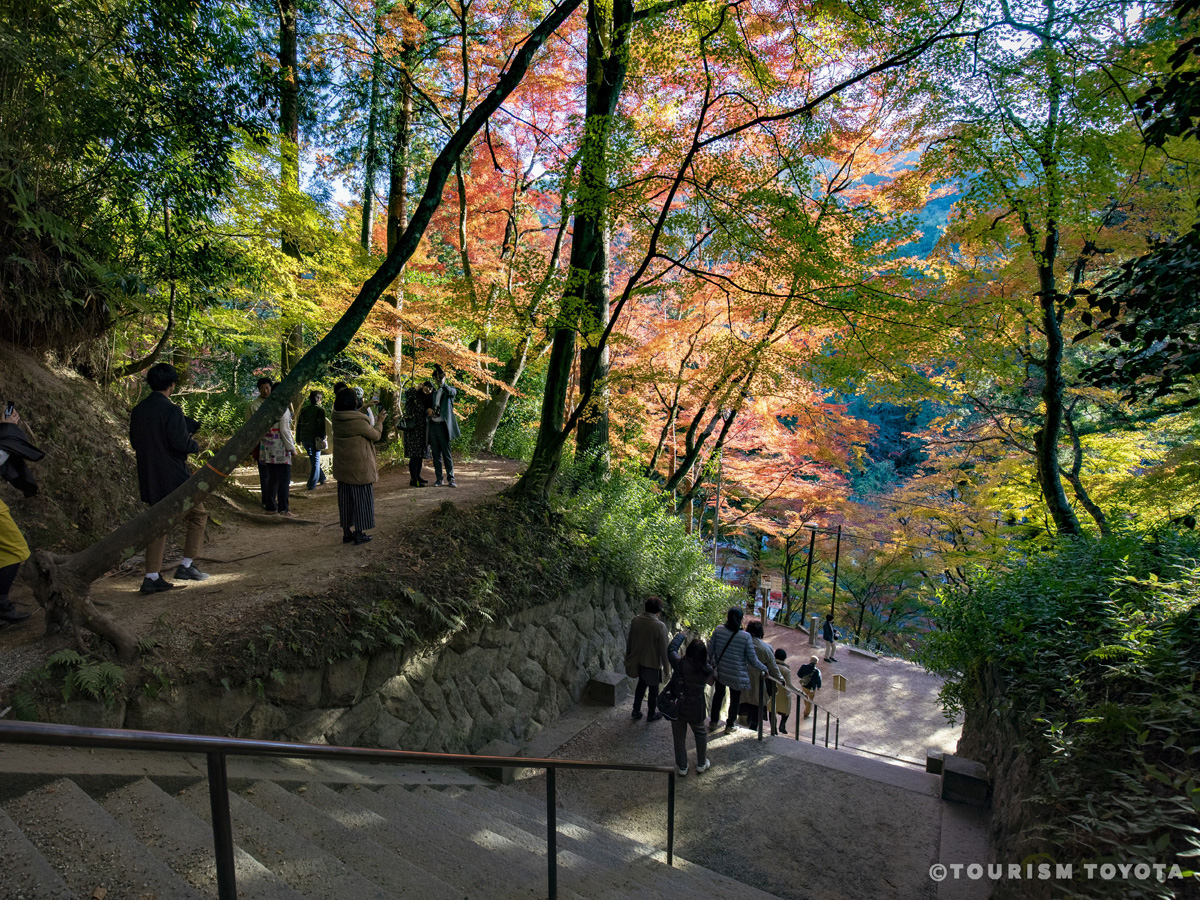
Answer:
[{"left": 0, "top": 454, "right": 524, "bottom": 688}]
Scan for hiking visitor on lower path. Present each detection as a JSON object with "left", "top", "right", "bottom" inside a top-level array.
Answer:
[
  {"left": 129, "top": 363, "right": 209, "bottom": 594},
  {"left": 823, "top": 613, "right": 838, "bottom": 662},
  {"left": 668, "top": 639, "right": 713, "bottom": 776},
  {"left": 332, "top": 388, "right": 385, "bottom": 546},
  {"left": 708, "top": 607, "right": 768, "bottom": 734},
  {"left": 796, "top": 655, "right": 823, "bottom": 719},
  {"left": 403, "top": 380, "right": 434, "bottom": 487},
  {"left": 259, "top": 395, "right": 296, "bottom": 517},
  {"left": 427, "top": 364, "right": 459, "bottom": 487},
  {"left": 625, "top": 596, "right": 671, "bottom": 722},
  {"left": 0, "top": 403, "right": 42, "bottom": 625},
  {"left": 295, "top": 390, "right": 328, "bottom": 491}
]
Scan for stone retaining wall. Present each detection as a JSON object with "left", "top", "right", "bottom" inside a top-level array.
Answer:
[
  {"left": 957, "top": 664, "right": 1052, "bottom": 899},
  {"left": 47, "top": 578, "right": 638, "bottom": 753}
]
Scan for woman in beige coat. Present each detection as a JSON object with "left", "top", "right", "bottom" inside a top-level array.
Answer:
[
  {"left": 768, "top": 648, "right": 797, "bottom": 733},
  {"left": 332, "top": 389, "right": 385, "bottom": 545}
]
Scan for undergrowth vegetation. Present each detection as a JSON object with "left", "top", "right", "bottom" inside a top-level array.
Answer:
[{"left": 919, "top": 531, "right": 1200, "bottom": 898}]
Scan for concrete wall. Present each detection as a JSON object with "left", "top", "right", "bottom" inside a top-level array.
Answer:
[{"left": 48, "top": 578, "right": 638, "bottom": 753}]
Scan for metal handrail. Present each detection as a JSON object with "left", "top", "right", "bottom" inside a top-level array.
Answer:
[
  {"left": 0, "top": 720, "right": 676, "bottom": 900},
  {"left": 756, "top": 680, "right": 839, "bottom": 749}
]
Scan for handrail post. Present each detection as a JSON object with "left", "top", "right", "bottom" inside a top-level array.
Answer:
[
  {"left": 207, "top": 750, "right": 238, "bottom": 900},
  {"left": 825, "top": 711, "right": 831, "bottom": 748},
  {"left": 757, "top": 678, "right": 764, "bottom": 742},
  {"left": 811, "top": 705, "right": 818, "bottom": 745},
  {"left": 835, "top": 718, "right": 840, "bottom": 749},
  {"left": 667, "top": 771, "right": 675, "bottom": 866},
  {"left": 546, "top": 766, "right": 557, "bottom": 900}
]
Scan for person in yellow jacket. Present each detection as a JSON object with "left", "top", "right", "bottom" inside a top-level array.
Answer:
[{"left": 0, "top": 405, "right": 39, "bottom": 625}]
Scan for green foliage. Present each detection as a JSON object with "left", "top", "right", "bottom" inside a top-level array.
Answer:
[
  {"left": 560, "top": 462, "right": 740, "bottom": 633},
  {"left": 45, "top": 650, "right": 126, "bottom": 706},
  {"left": 919, "top": 531, "right": 1200, "bottom": 895}
]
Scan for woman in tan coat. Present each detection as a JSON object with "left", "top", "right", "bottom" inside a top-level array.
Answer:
[{"left": 332, "top": 389, "right": 385, "bottom": 545}]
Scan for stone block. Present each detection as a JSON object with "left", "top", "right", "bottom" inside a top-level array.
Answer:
[
  {"left": 323, "top": 656, "right": 368, "bottom": 706},
  {"left": 282, "top": 707, "right": 347, "bottom": 744},
  {"left": 363, "top": 649, "right": 399, "bottom": 695},
  {"left": 327, "top": 695, "right": 383, "bottom": 747},
  {"left": 926, "top": 750, "right": 945, "bottom": 774},
  {"left": 470, "top": 739, "right": 526, "bottom": 785},
  {"left": 237, "top": 701, "right": 288, "bottom": 740},
  {"left": 588, "top": 670, "right": 630, "bottom": 706},
  {"left": 378, "top": 675, "right": 421, "bottom": 723},
  {"left": 53, "top": 699, "right": 127, "bottom": 729},
  {"left": 941, "top": 754, "right": 990, "bottom": 807},
  {"left": 265, "top": 667, "right": 323, "bottom": 707}
]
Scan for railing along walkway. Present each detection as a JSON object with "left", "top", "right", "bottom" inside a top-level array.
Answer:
[{"left": 0, "top": 720, "right": 675, "bottom": 900}]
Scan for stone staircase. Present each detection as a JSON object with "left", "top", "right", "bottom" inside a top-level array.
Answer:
[{"left": 0, "top": 768, "right": 785, "bottom": 900}]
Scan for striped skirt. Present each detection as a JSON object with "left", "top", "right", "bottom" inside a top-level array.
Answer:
[{"left": 337, "top": 482, "right": 375, "bottom": 532}]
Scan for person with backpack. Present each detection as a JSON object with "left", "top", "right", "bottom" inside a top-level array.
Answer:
[
  {"left": 665, "top": 639, "right": 714, "bottom": 775},
  {"left": 707, "top": 607, "right": 769, "bottom": 734},
  {"left": 822, "top": 613, "right": 839, "bottom": 662},
  {"left": 796, "top": 655, "right": 823, "bottom": 718}
]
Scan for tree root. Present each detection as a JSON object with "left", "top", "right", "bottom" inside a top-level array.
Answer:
[{"left": 27, "top": 549, "right": 139, "bottom": 662}]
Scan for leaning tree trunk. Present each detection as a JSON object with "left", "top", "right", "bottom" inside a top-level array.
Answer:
[{"left": 25, "top": 0, "right": 586, "bottom": 660}]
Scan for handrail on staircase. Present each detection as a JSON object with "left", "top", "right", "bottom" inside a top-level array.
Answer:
[
  {"left": 753, "top": 680, "right": 839, "bottom": 749},
  {"left": 0, "top": 720, "right": 676, "bottom": 900}
]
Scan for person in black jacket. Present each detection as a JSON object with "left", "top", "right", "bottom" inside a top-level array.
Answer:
[
  {"left": 822, "top": 613, "right": 838, "bottom": 662},
  {"left": 668, "top": 639, "right": 714, "bottom": 776},
  {"left": 796, "top": 655, "right": 823, "bottom": 718},
  {"left": 129, "top": 363, "right": 209, "bottom": 594},
  {"left": 295, "top": 390, "right": 328, "bottom": 491}
]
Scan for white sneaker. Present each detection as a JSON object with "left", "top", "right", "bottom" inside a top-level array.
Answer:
[
  {"left": 696, "top": 759, "right": 712, "bottom": 774},
  {"left": 676, "top": 766, "right": 688, "bottom": 777}
]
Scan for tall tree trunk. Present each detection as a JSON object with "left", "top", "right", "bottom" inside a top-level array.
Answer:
[
  {"left": 512, "top": 0, "right": 632, "bottom": 500},
  {"left": 379, "top": 57, "right": 414, "bottom": 439},
  {"left": 279, "top": 0, "right": 304, "bottom": 386},
  {"left": 24, "top": 0, "right": 584, "bottom": 659},
  {"left": 360, "top": 34, "right": 384, "bottom": 251},
  {"left": 575, "top": 214, "right": 610, "bottom": 470}
]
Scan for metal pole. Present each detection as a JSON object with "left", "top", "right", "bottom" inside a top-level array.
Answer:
[
  {"left": 825, "top": 711, "right": 831, "bottom": 748},
  {"left": 830, "top": 525, "right": 842, "bottom": 619},
  {"left": 547, "top": 767, "right": 557, "bottom": 900},
  {"left": 800, "top": 528, "right": 816, "bottom": 625},
  {"left": 712, "top": 453, "right": 722, "bottom": 569},
  {"left": 667, "top": 772, "right": 675, "bottom": 866},
  {"left": 207, "top": 751, "right": 238, "bottom": 900},
  {"left": 835, "top": 719, "right": 840, "bottom": 750},
  {"left": 757, "top": 677, "right": 764, "bottom": 742},
  {"left": 811, "top": 706, "right": 818, "bottom": 745}
]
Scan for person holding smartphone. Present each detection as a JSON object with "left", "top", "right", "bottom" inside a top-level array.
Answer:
[{"left": 0, "top": 403, "right": 44, "bottom": 625}]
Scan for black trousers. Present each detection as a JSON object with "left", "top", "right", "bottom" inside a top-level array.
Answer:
[
  {"left": 408, "top": 456, "right": 424, "bottom": 483},
  {"left": 634, "top": 678, "right": 660, "bottom": 715},
  {"left": 262, "top": 463, "right": 291, "bottom": 513}
]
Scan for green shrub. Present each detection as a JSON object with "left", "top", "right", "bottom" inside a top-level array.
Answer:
[
  {"left": 560, "top": 461, "right": 739, "bottom": 634},
  {"left": 918, "top": 531, "right": 1200, "bottom": 897}
]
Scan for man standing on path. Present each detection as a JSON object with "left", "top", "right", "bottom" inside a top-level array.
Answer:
[
  {"left": 130, "top": 363, "right": 209, "bottom": 594},
  {"left": 822, "top": 613, "right": 838, "bottom": 662},
  {"left": 625, "top": 596, "right": 671, "bottom": 722},
  {"left": 427, "top": 364, "right": 459, "bottom": 487},
  {"left": 247, "top": 377, "right": 273, "bottom": 510}
]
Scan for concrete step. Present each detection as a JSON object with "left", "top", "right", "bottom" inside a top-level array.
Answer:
[
  {"left": 3, "top": 778, "right": 207, "bottom": 900},
  {"left": 176, "top": 781, "right": 390, "bottom": 900},
  {"left": 337, "top": 782, "right": 589, "bottom": 900},
  {"left": 239, "top": 780, "right": 461, "bottom": 900},
  {"left": 409, "top": 784, "right": 676, "bottom": 900},
  {"left": 0, "top": 804, "right": 77, "bottom": 899},
  {"left": 450, "top": 785, "right": 785, "bottom": 900},
  {"left": 100, "top": 778, "right": 306, "bottom": 900}
]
